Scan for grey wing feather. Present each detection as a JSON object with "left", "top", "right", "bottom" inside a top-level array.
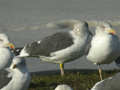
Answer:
[
  {"left": 0, "top": 70, "right": 11, "bottom": 88},
  {"left": 25, "top": 32, "right": 74, "bottom": 56},
  {"left": 91, "top": 72, "right": 120, "bottom": 90}
]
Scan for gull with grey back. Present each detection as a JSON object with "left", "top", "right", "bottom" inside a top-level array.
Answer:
[{"left": 18, "top": 20, "right": 92, "bottom": 76}]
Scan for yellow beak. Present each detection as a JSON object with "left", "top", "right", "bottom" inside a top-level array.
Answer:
[
  {"left": 7, "top": 43, "right": 15, "bottom": 49},
  {"left": 108, "top": 29, "right": 116, "bottom": 35}
]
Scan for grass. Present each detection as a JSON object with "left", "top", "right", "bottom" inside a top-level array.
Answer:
[{"left": 29, "top": 69, "right": 119, "bottom": 90}]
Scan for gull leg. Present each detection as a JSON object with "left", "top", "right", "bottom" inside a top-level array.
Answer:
[
  {"left": 60, "top": 63, "right": 64, "bottom": 76},
  {"left": 98, "top": 65, "right": 103, "bottom": 80}
]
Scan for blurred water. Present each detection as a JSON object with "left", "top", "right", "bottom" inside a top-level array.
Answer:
[{"left": 0, "top": 0, "right": 120, "bottom": 72}]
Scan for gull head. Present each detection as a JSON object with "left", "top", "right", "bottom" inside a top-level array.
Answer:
[
  {"left": 9, "top": 57, "right": 26, "bottom": 71},
  {"left": 96, "top": 22, "right": 116, "bottom": 35},
  {"left": 0, "top": 33, "right": 15, "bottom": 49},
  {"left": 73, "top": 21, "right": 89, "bottom": 35}
]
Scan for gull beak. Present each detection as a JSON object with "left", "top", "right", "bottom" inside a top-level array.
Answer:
[
  {"left": 7, "top": 43, "right": 15, "bottom": 49},
  {"left": 108, "top": 29, "right": 116, "bottom": 35},
  {"left": 13, "top": 64, "right": 17, "bottom": 69}
]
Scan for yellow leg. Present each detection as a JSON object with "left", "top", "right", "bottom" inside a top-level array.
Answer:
[
  {"left": 98, "top": 65, "right": 103, "bottom": 81},
  {"left": 60, "top": 63, "right": 64, "bottom": 76}
]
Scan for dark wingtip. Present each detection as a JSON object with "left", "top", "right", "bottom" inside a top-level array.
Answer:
[{"left": 11, "top": 47, "right": 23, "bottom": 56}]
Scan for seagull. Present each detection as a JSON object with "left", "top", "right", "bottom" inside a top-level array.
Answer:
[
  {"left": 16, "top": 20, "right": 92, "bottom": 76},
  {"left": 55, "top": 84, "right": 73, "bottom": 90},
  {"left": 91, "top": 72, "right": 120, "bottom": 90},
  {"left": 86, "top": 22, "right": 120, "bottom": 80},
  {"left": 0, "top": 33, "right": 15, "bottom": 70},
  {"left": 0, "top": 57, "right": 31, "bottom": 90}
]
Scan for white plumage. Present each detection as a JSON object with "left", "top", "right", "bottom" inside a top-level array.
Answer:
[
  {"left": 87, "top": 22, "right": 120, "bottom": 80},
  {"left": 55, "top": 84, "right": 73, "bottom": 90},
  {"left": 0, "top": 33, "right": 14, "bottom": 70},
  {"left": 1, "top": 57, "right": 31, "bottom": 90}
]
